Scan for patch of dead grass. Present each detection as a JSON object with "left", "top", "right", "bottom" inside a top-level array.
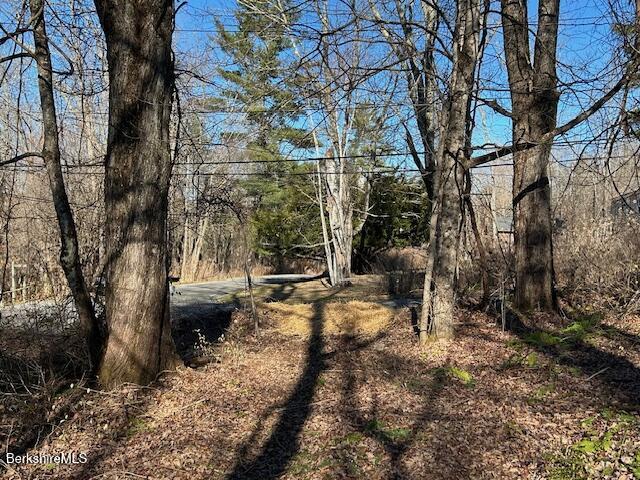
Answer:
[
  {"left": 261, "top": 300, "right": 393, "bottom": 337},
  {"left": 222, "top": 274, "right": 392, "bottom": 305}
]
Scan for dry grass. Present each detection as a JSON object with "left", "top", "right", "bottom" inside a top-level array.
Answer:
[
  {"left": 261, "top": 301, "right": 394, "bottom": 337},
  {"left": 223, "top": 274, "right": 393, "bottom": 305}
]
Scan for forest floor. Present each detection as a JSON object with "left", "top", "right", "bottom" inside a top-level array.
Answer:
[{"left": 1, "top": 280, "right": 640, "bottom": 479}]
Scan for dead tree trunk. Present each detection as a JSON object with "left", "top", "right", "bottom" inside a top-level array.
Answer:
[
  {"left": 94, "top": 0, "right": 180, "bottom": 387},
  {"left": 419, "top": 0, "right": 484, "bottom": 341},
  {"left": 30, "top": 0, "right": 104, "bottom": 370},
  {"left": 500, "top": 0, "right": 560, "bottom": 311}
]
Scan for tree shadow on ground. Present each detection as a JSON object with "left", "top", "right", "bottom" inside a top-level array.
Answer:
[
  {"left": 505, "top": 311, "right": 640, "bottom": 405},
  {"left": 334, "top": 320, "right": 476, "bottom": 479},
  {"left": 171, "top": 302, "right": 234, "bottom": 361},
  {"left": 598, "top": 323, "right": 640, "bottom": 350},
  {"left": 171, "top": 280, "right": 304, "bottom": 362},
  {"left": 224, "top": 302, "right": 327, "bottom": 480}
]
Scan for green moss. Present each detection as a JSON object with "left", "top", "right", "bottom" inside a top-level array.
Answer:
[
  {"left": 546, "top": 409, "right": 640, "bottom": 479},
  {"left": 559, "top": 313, "right": 603, "bottom": 343},
  {"left": 524, "top": 331, "right": 562, "bottom": 347},
  {"left": 525, "top": 352, "right": 539, "bottom": 368},
  {"left": 341, "top": 432, "right": 364, "bottom": 445},
  {"left": 506, "top": 339, "right": 525, "bottom": 351},
  {"left": 447, "top": 366, "right": 475, "bottom": 387},
  {"left": 385, "top": 427, "right": 411, "bottom": 441},
  {"left": 527, "top": 383, "right": 555, "bottom": 404},
  {"left": 289, "top": 450, "right": 314, "bottom": 475},
  {"left": 365, "top": 419, "right": 411, "bottom": 442},
  {"left": 631, "top": 451, "right": 640, "bottom": 478},
  {"left": 126, "top": 418, "right": 149, "bottom": 437}
]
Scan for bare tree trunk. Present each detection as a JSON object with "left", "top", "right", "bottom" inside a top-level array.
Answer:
[
  {"left": 94, "top": 0, "right": 180, "bottom": 388},
  {"left": 419, "top": 0, "right": 484, "bottom": 341},
  {"left": 316, "top": 163, "right": 335, "bottom": 282},
  {"left": 30, "top": 0, "right": 104, "bottom": 370},
  {"left": 180, "top": 217, "right": 191, "bottom": 281},
  {"left": 512, "top": 145, "right": 556, "bottom": 311},
  {"left": 324, "top": 155, "right": 353, "bottom": 286},
  {"left": 501, "top": 0, "right": 560, "bottom": 311},
  {"left": 240, "top": 222, "right": 258, "bottom": 332},
  {"left": 189, "top": 217, "right": 208, "bottom": 279}
]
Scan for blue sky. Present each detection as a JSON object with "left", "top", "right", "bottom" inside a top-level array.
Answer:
[
  {"left": 0, "top": 0, "right": 634, "bottom": 167},
  {"left": 171, "top": 0, "right": 633, "bottom": 166}
]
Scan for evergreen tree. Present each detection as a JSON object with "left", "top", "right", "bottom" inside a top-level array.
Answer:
[{"left": 213, "top": 1, "right": 319, "bottom": 266}]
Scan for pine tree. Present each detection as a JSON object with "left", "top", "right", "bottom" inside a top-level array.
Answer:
[{"left": 214, "top": 2, "right": 319, "bottom": 266}]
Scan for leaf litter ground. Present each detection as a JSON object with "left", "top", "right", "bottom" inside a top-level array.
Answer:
[{"left": 3, "top": 304, "right": 639, "bottom": 479}]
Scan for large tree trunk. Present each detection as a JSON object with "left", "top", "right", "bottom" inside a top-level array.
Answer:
[
  {"left": 512, "top": 143, "right": 556, "bottom": 310},
  {"left": 30, "top": 0, "right": 104, "bottom": 370},
  {"left": 94, "top": 0, "right": 180, "bottom": 388},
  {"left": 501, "top": 0, "right": 560, "bottom": 311},
  {"left": 419, "top": 0, "right": 483, "bottom": 341}
]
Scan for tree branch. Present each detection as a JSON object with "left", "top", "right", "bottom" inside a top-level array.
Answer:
[{"left": 0, "top": 151, "right": 43, "bottom": 167}]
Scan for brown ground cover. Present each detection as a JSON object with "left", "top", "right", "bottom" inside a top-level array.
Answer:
[{"left": 2, "top": 298, "right": 639, "bottom": 479}]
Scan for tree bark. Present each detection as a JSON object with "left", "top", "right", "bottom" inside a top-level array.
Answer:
[
  {"left": 30, "top": 0, "right": 104, "bottom": 370},
  {"left": 501, "top": 0, "right": 560, "bottom": 311},
  {"left": 94, "top": 0, "right": 180, "bottom": 388},
  {"left": 324, "top": 154, "right": 353, "bottom": 286},
  {"left": 419, "top": 0, "right": 484, "bottom": 341}
]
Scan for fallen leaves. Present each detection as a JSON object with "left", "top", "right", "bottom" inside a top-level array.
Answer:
[{"left": 3, "top": 309, "right": 639, "bottom": 479}]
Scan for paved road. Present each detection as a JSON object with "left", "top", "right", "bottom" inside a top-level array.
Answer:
[
  {"left": 170, "top": 274, "right": 314, "bottom": 320},
  {"left": 171, "top": 274, "right": 313, "bottom": 304},
  {"left": 0, "top": 274, "right": 313, "bottom": 328},
  {"left": 170, "top": 274, "right": 315, "bottom": 352}
]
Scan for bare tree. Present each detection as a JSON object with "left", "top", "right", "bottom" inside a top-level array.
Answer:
[
  {"left": 369, "top": 0, "right": 439, "bottom": 199},
  {"left": 93, "top": 0, "right": 180, "bottom": 387},
  {"left": 24, "top": 0, "right": 104, "bottom": 370},
  {"left": 419, "top": 0, "right": 486, "bottom": 340},
  {"left": 500, "top": 0, "right": 560, "bottom": 311},
  {"left": 498, "top": 0, "right": 640, "bottom": 312}
]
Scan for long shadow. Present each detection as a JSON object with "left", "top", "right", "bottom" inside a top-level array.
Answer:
[
  {"left": 506, "top": 312, "right": 640, "bottom": 405},
  {"left": 338, "top": 332, "right": 450, "bottom": 479},
  {"left": 225, "top": 302, "right": 327, "bottom": 480},
  {"left": 258, "top": 272, "right": 327, "bottom": 286},
  {"left": 598, "top": 323, "right": 640, "bottom": 349},
  {"left": 171, "top": 302, "right": 234, "bottom": 361},
  {"left": 170, "top": 277, "right": 310, "bottom": 362}
]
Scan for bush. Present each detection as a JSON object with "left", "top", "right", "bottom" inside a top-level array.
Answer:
[{"left": 555, "top": 217, "right": 640, "bottom": 313}]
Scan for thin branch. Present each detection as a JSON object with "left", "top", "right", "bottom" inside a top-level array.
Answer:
[{"left": 0, "top": 151, "right": 43, "bottom": 167}]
